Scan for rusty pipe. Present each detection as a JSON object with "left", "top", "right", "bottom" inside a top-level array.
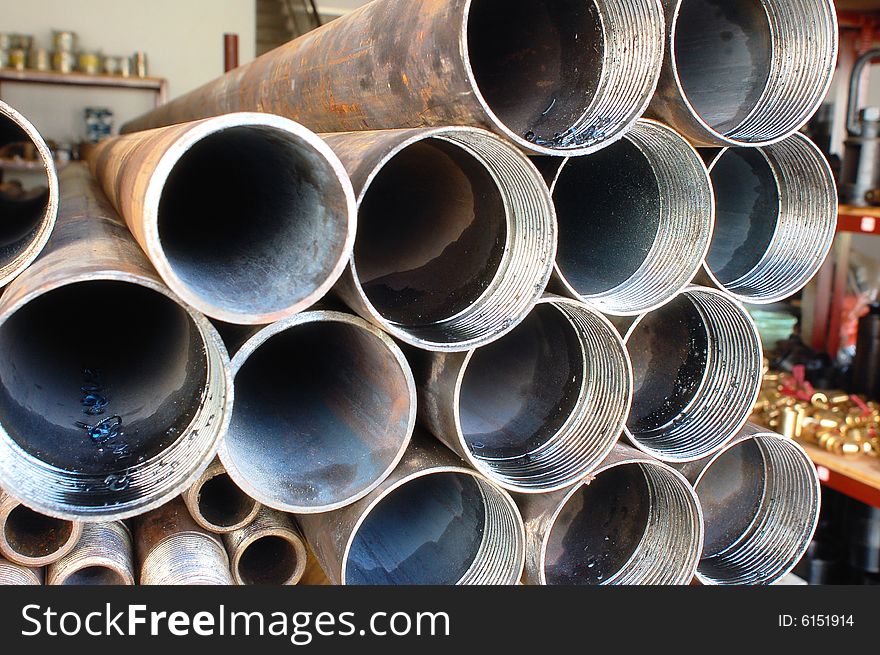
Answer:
[
  {"left": 0, "top": 491, "right": 82, "bottom": 567},
  {"left": 46, "top": 521, "right": 134, "bottom": 585},
  {"left": 0, "top": 165, "right": 232, "bottom": 520},
  {"left": 121, "top": 0, "right": 665, "bottom": 157},
  {"left": 326, "top": 126, "right": 556, "bottom": 351},
  {"left": 518, "top": 443, "right": 703, "bottom": 585},
  {"left": 221, "top": 310, "right": 416, "bottom": 514},
  {"left": 89, "top": 113, "right": 356, "bottom": 325},
  {"left": 183, "top": 458, "right": 260, "bottom": 534},
  {"left": 415, "top": 296, "right": 632, "bottom": 493},
  {"left": 0, "top": 100, "right": 58, "bottom": 288},
  {"left": 297, "top": 435, "right": 525, "bottom": 585},
  {"left": 676, "top": 424, "right": 820, "bottom": 585},
  {"left": 622, "top": 286, "right": 763, "bottom": 463},
  {"left": 224, "top": 506, "right": 307, "bottom": 586},
  {"left": 542, "top": 119, "right": 714, "bottom": 316},
  {"left": 0, "top": 557, "right": 42, "bottom": 585},
  {"left": 134, "top": 497, "right": 232, "bottom": 585},
  {"left": 649, "top": 0, "right": 837, "bottom": 147},
  {"left": 702, "top": 133, "right": 838, "bottom": 304}
]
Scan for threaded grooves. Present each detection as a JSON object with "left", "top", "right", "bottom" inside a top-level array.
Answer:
[
  {"left": 140, "top": 533, "right": 231, "bottom": 585},
  {"left": 47, "top": 521, "right": 134, "bottom": 585},
  {"left": 0, "top": 558, "right": 41, "bottom": 585},
  {"left": 225, "top": 507, "right": 307, "bottom": 586},
  {"left": 459, "top": 476, "right": 525, "bottom": 585},
  {"left": 697, "top": 435, "right": 820, "bottom": 585},
  {"left": 625, "top": 288, "right": 763, "bottom": 462},
  {"left": 465, "top": 301, "right": 632, "bottom": 491}
]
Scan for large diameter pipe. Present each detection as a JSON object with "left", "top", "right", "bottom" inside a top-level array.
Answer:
[
  {"left": 134, "top": 498, "right": 232, "bottom": 585},
  {"left": 676, "top": 424, "right": 821, "bottom": 585},
  {"left": 702, "top": 133, "right": 838, "bottom": 304},
  {"left": 221, "top": 310, "right": 416, "bottom": 514},
  {"left": 46, "top": 522, "right": 134, "bottom": 585},
  {"left": 518, "top": 443, "right": 703, "bottom": 585},
  {"left": 0, "top": 557, "right": 42, "bottom": 585},
  {"left": 0, "top": 491, "right": 82, "bottom": 567},
  {"left": 224, "top": 506, "right": 307, "bottom": 586},
  {"left": 622, "top": 286, "right": 763, "bottom": 463},
  {"left": 121, "top": 0, "right": 666, "bottom": 158},
  {"left": 326, "top": 127, "right": 556, "bottom": 352},
  {"left": 416, "top": 296, "right": 632, "bottom": 493},
  {"left": 0, "top": 100, "right": 58, "bottom": 288},
  {"left": 0, "top": 165, "right": 231, "bottom": 520},
  {"left": 297, "top": 436, "right": 525, "bottom": 585},
  {"left": 649, "top": 0, "right": 837, "bottom": 147},
  {"left": 89, "top": 113, "right": 356, "bottom": 325},
  {"left": 183, "top": 458, "right": 260, "bottom": 534},
  {"left": 543, "top": 119, "right": 714, "bottom": 316}
]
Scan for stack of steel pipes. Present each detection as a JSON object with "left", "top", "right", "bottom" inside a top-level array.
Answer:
[{"left": 0, "top": 0, "right": 838, "bottom": 586}]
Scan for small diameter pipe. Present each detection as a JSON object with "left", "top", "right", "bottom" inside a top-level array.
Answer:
[
  {"left": 46, "top": 521, "right": 134, "bottom": 585},
  {"left": 225, "top": 507, "right": 307, "bottom": 586},
  {"left": 0, "top": 491, "right": 82, "bottom": 567},
  {"left": 0, "top": 557, "right": 42, "bottom": 585},
  {"left": 183, "top": 459, "right": 260, "bottom": 534}
]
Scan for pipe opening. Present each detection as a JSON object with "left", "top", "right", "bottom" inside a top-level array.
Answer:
[
  {"left": 695, "top": 434, "right": 819, "bottom": 585},
  {"left": 458, "top": 301, "right": 630, "bottom": 491},
  {"left": 625, "top": 289, "right": 762, "bottom": 462},
  {"left": 227, "top": 316, "right": 413, "bottom": 512},
  {"left": 237, "top": 535, "right": 300, "bottom": 585},
  {"left": 157, "top": 125, "right": 351, "bottom": 320},
  {"left": 198, "top": 473, "right": 257, "bottom": 529},
  {"left": 61, "top": 565, "right": 127, "bottom": 586},
  {"left": 543, "top": 461, "right": 701, "bottom": 585},
  {"left": 345, "top": 471, "right": 522, "bottom": 585},
  {"left": 552, "top": 122, "right": 712, "bottom": 315},
  {"left": 0, "top": 281, "right": 206, "bottom": 476},
  {"left": 466, "top": 0, "right": 664, "bottom": 153},
  {"left": 4, "top": 505, "right": 74, "bottom": 559}
]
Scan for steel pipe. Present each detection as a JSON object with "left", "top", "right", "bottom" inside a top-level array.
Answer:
[
  {"left": 518, "top": 443, "right": 703, "bottom": 585},
  {"left": 702, "top": 133, "right": 838, "bottom": 304},
  {"left": 622, "top": 286, "right": 763, "bottom": 463},
  {"left": 298, "top": 436, "right": 525, "bottom": 585},
  {"left": 225, "top": 507, "right": 307, "bottom": 586},
  {"left": 89, "top": 113, "right": 356, "bottom": 325},
  {"left": 0, "top": 557, "right": 42, "bottom": 585},
  {"left": 649, "top": 0, "right": 837, "bottom": 147},
  {"left": 221, "top": 310, "right": 416, "bottom": 514},
  {"left": 0, "top": 165, "right": 231, "bottom": 520},
  {"left": 134, "top": 498, "right": 232, "bottom": 585},
  {"left": 326, "top": 127, "right": 556, "bottom": 351},
  {"left": 46, "top": 521, "right": 134, "bottom": 585},
  {"left": 183, "top": 459, "right": 260, "bottom": 534},
  {"left": 416, "top": 296, "right": 632, "bottom": 493},
  {"left": 0, "top": 100, "right": 58, "bottom": 288},
  {"left": 0, "top": 491, "right": 82, "bottom": 567},
  {"left": 676, "top": 424, "right": 821, "bottom": 585},
  {"left": 121, "top": 0, "right": 665, "bottom": 157},
  {"left": 543, "top": 119, "right": 714, "bottom": 316}
]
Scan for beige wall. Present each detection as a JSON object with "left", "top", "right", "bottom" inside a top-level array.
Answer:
[{"left": 2, "top": 0, "right": 255, "bottom": 143}]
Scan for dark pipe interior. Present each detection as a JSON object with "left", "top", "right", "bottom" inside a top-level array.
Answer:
[
  {"left": 544, "top": 465, "right": 650, "bottom": 584},
  {"left": 0, "top": 281, "right": 207, "bottom": 476},
  {"left": 459, "top": 303, "right": 584, "bottom": 461},
  {"left": 198, "top": 473, "right": 256, "bottom": 528},
  {"left": 158, "top": 125, "right": 350, "bottom": 316},
  {"left": 4, "top": 504, "right": 73, "bottom": 558},
  {"left": 696, "top": 439, "right": 765, "bottom": 560},
  {"left": 355, "top": 139, "right": 507, "bottom": 326},
  {"left": 0, "top": 115, "right": 50, "bottom": 269},
  {"left": 675, "top": 0, "right": 773, "bottom": 135},
  {"left": 553, "top": 140, "right": 661, "bottom": 295},
  {"left": 238, "top": 535, "right": 299, "bottom": 585},
  {"left": 346, "top": 472, "right": 486, "bottom": 585},
  {"left": 62, "top": 566, "right": 127, "bottom": 586},
  {"left": 228, "top": 321, "right": 411, "bottom": 508},
  {"left": 627, "top": 295, "right": 709, "bottom": 438},
  {"left": 468, "top": 0, "right": 603, "bottom": 144},
  {"left": 707, "top": 148, "right": 779, "bottom": 284}
]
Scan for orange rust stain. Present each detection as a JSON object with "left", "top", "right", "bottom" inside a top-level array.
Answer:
[{"left": 402, "top": 73, "right": 409, "bottom": 86}]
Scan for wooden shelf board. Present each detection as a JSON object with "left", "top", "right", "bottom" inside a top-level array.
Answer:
[
  {"left": 0, "top": 67, "right": 165, "bottom": 91},
  {"left": 797, "top": 439, "right": 880, "bottom": 508}
]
